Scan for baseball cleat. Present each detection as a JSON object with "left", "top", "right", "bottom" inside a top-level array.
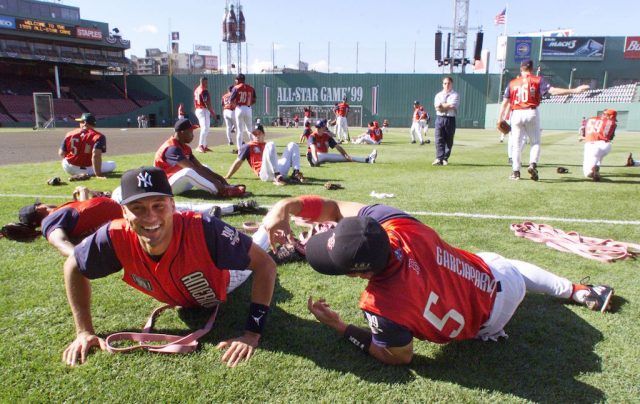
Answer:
[
  {"left": 591, "top": 166, "right": 601, "bottom": 182},
  {"left": 234, "top": 199, "right": 268, "bottom": 215},
  {"left": 442, "top": 160, "right": 448, "bottom": 166},
  {"left": 432, "top": 159, "right": 443, "bottom": 166},
  {"left": 509, "top": 171, "right": 520, "bottom": 180},
  {"left": 208, "top": 206, "right": 222, "bottom": 218},
  {"left": 527, "top": 165, "right": 539, "bottom": 181},
  {"left": 582, "top": 284, "right": 614, "bottom": 313},
  {"left": 368, "top": 149, "right": 378, "bottom": 164},
  {"left": 290, "top": 170, "right": 306, "bottom": 184},
  {"left": 273, "top": 174, "right": 287, "bottom": 186},
  {"left": 411, "top": 141, "right": 416, "bottom": 144}
]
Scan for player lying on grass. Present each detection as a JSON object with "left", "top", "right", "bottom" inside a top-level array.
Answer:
[
  {"left": 154, "top": 118, "right": 247, "bottom": 198},
  {"left": 224, "top": 124, "right": 306, "bottom": 186},
  {"left": 263, "top": 196, "right": 614, "bottom": 365},
  {"left": 62, "top": 167, "right": 276, "bottom": 367},
  {"left": 307, "top": 120, "right": 377, "bottom": 166}
]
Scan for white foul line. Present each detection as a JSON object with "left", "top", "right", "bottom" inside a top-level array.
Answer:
[
  {"left": 406, "top": 210, "right": 640, "bottom": 226},
  {"left": 0, "top": 193, "right": 637, "bottom": 226}
]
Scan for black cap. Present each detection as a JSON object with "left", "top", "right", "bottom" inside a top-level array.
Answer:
[
  {"left": 18, "top": 203, "right": 39, "bottom": 226},
  {"left": 74, "top": 112, "right": 97, "bottom": 126},
  {"left": 174, "top": 118, "right": 199, "bottom": 132},
  {"left": 253, "top": 124, "right": 265, "bottom": 133},
  {"left": 414, "top": 100, "right": 420, "bottom": 105},
  {"left": 236, "top": 73, "right": 245, "bottom": 81},
  {"left": 314, "top": 119, "right": 326, "bottom": 128},
  {"left": 120, "top": 167, "right": 173, "bottom": 205},
  {"left": 305, "top": 217, "right": 390, "bottom": 276},
  {"left": 520, "top": 59, "right": 534, "bottom": 69}
]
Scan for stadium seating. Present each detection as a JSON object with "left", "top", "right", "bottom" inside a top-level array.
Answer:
[{"left": 542, "top": 83, "right": 638, "bottom": 104}]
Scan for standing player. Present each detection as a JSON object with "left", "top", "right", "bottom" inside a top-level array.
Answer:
[
  {"left": 307, "top": 120, "right": 377, "bottom": 166},
  {"left": 230, "top": 73, "right": 257, "bottom": 147},
  {"left": 177, "top": 103, "right": 186, "bottom": 120},
  {"left": 154, "top": 118, "right": 246, "bottom": 197},
  {"left": 578, "top": 116, "right": 587, "bottom": 140},
  {"left": 59, "top": 113, "right": 116, "bottom": 178},
  {"left": 225, "top": 124, "right": 305, "bottom": 186},
  {"left": 221, "top": 85, "right": 237, "bottom": 146},
  {"left": 581, "top": 109, "right": 617, "bottom": 181},
  {"left": 303, "top": 106, "right": 313, "bottom": 127},
  {"left": 381, "top": 119, "right": 389, "bottom": 135},
  {"left": 409, "top": 101, "right": 426, "bottom": 145},
  {"left": 334, "top": 96, "right": 350, "bottom": 143},
  {"left": 262, "top": 196, "right": 614, "bottom": 365},
  {"left": 61, "top": 167, "right": 276, "bottom": 367},
  {"left": 433, "top": 77, "right": 459, "bottom": 165},
  {"left": 299, "top": 121, "right": 313, "bottom": 145},
  {"left": 497, "top": 59, "right": 589, "bottom": 180},
  {"left": 193, "top": 77, "right": 215, "bottom": 153}
]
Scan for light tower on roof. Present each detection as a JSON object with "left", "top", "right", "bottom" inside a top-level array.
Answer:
[{"left": 222, "top": 0, "right": 246, "bottom": 74}]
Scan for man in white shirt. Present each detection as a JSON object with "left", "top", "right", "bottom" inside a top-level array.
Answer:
[{"left": 433, "top": 76, "right": 460, "bottom": 166}]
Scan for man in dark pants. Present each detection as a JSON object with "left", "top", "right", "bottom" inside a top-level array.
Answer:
[{"left": 433, "top": 76, "right": 459, "bottom": 166}]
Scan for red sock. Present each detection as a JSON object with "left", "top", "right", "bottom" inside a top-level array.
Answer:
[{"left": 570, "top": 283, "right": 590, "bottom": 301}]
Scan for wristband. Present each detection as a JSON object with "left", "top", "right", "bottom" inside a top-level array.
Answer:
[
  {"left": 244, "top": 302, "right": 270, "bottom": 335},
  {"left": 297, "top": 195, "right": 323, "bottom": 222},
  {"left": 343, "top": 324, "right": 372, "bottom": 353}
]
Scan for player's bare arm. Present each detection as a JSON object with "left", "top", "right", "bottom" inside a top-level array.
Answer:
[
  {"left": 307, "top": 297, "right": 414, "bottom": 365},
  {"left": 548, "top": 84, "right": 590, "bottom": 96},
  {"left": 58, "top": 148, "right": 65, "bottom": 158},
  {"left": 224, "top": 158, "right": 244, "bottom": 179},
  {"left": 335, "top": 144, "right": 352, "bottom": 161},
  {"left": 498, "top": 98, "right": 511, "bottom": 121},
  {"left": 91, "top": 149, "right": 106, "bottom": 179},
  {"left": 216, "top": 243, "right": 276, "bottom": 367},
  {"left": 47, "top": 228, "right": 75, "bottom": 257},
  {"left": 62, "top": 255, "right": 106, "bottom": 366}
]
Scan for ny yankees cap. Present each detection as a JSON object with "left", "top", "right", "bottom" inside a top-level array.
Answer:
[
  {"left": 120, "top": 167, "right": 173, "bottom": 205},
  {"left": 305, "top": 216, "right": 390, "bottom": 276},
  {"left": 236, "top": 73, "right": 245, "bottom": 81},
  {"left": 74, "top": 112, "right": 97, "bottom": 126},
  {"left": 174, "top": 118, "right": 199, "bottom": 132}
]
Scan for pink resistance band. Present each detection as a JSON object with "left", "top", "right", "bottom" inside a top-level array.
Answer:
[
  {"left": 510, "top": 222, "right": 640, "bottom": 263},
  {"left": 106, "top": 304, "right": 219, "bottom": 354}
]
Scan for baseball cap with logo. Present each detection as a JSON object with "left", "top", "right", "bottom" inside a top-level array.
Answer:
[
  {"left": 18, "top": 202, "right": 40, "bottom": 226},
  {"left": 304, "top": 216, "right": 390, "bottom": 276},
  {"left": 174, "top": 118, "right": 199, "bottom": 132},
  {"left": 603, "top": 109, "right": 617, "bottom": 121},
  {"left": 119, "top": 167, "right": 173, "bottom": 205},
  {"left": 74, "top": 112, "right": 97, "bottom": 126}
]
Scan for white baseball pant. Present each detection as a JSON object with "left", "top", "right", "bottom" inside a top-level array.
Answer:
[
  {"left": 510, "top": 108, "right": 541, "bottom": 171},
  {"left": 335, "top": 116, "right": 349, "bottom": 141},
  {"left": 583, "top": 141, "right": 612, "bottom": 177},
  {"left": 258, "top": 142, "right": 300, "bottom": 181},
  {"left": 235, "top": 105, "right": 253, "bottom": 146},
  {"left": 168, "top": 168, "right": 219, "bottom": 195},
  {"left": 409, "top": 121, "right": 424, "bottom": 143},
  {"left": 223, "top": 109, "right": 235, "bottom": 144},
  {"left": 195, "top": 108, "right": 211, "bottom": 148},
  {"left": 62, "top": 159, "right": 116, "bottom": 176}
]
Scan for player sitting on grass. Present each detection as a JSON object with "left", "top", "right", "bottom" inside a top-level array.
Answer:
[
  {"left": 224, "top": 124, "right": 305, "bottom": 186},
  {"left": 352, "top": 121, "right": 383, "bottom": 145},
  {"left": 154, "top": 118, "right": 247, "bottom": 197},
  {"left": 307, "top": 120, "right": 377, "bottom": 166},
  {"left": 59, "top": 113, "right": 116, "bottom": 179},
  {"left": 61, "top": 167, "right": 276, "bottom": 367},
  {"left": 263, "top": 195, "right": 615, "bottom": 365}
]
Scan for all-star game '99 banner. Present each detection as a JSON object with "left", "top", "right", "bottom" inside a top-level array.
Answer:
[{"left": 541, "top": 37, "right": 605, "bottom": 60}]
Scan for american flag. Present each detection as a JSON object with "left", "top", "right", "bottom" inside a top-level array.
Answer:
[{"left": 494, "top": 8, "right": 506, "bottom": 25}]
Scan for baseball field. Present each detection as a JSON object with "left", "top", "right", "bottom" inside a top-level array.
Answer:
[{"left": 0, "top": 126, "right": 638, "bottom": 402}]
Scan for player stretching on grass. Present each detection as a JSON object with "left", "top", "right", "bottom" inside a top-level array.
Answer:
[{"left": 263, "top": 196, "right": 614, "bottom": 365}]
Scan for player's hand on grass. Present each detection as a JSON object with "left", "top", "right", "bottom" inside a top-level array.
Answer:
[
  {"left": 308, "top": 297, "right": 346, "bottom": 332},
  {"left": 62, "top": 331, "right": 106, "bottom": 366},
  {"left": 216, "top": 331, "right": 260, "bottom": 367},
  {"left": 262, "top": 207, "right": 295, "bottom": 252}
]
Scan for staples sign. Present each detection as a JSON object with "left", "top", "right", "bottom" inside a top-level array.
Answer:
[
  {"left": 624, "top": 36, "right": 640, "bottom": 59},
  {"left": 76, "top": 26, "right": 103, "bottom": 40}
]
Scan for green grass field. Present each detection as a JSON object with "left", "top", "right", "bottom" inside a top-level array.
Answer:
[{"left": 1, "top": 127, "right": 639, "bottom": 402}]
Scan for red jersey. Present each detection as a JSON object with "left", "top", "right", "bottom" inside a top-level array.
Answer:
[
  {"left": 508, "top": 75, "right": 543, "bottom": 110},
  {"left": 193, "top": 84, "right": 211, "bottom": 110},
  {"left": 309, "top": 130, "right": 333, "bottom": 153},
  {"left": 231, "top": 83, "right": 256, "bottom": 106},
  {"left": 368, "top": 128, "right": 383, "bottom": 142},
  {"left": 243, "top": 141, "right": 267, "bottom": 175},
  {"left": 413, "top": 106, "right": 425, "bottom": 121},
  {"left": 61, "top": 128, "right": 106, "bottom": 168},
  {"left": 359, "top": 218, "right": 497, "bottom": 343},
  {"left": 221, "top": 91, "right": 236, "bottom": 111},
  {"left": 335, "top": 102, "right": 349, "bottom": 117},
  {"left": 154, "top": 137, "right": 192, "bottom": 178},
  {"left": 109, "top": 211, "right": 230, "bottom": 308},
  {"left": 42, "top": 197, "right": 122, "bottom": 240},
  {"left": 584, "top": 116, "right": 616, "bottom": 142}
]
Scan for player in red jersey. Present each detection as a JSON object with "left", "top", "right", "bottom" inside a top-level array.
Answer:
[
  {"left": 18, "top": 194, "right": 122, "bottom": 257},
  {"left": 353, "top": 121, "right": 383, "bottom": 145},
  {"left": 263, "top": 196, "right": 614, "bottom": 365},
  {"left": 580, "top": 109, "right": 617, "bottom": 181},
  {"left": 224, "top": 124, "right": 305, "bottom": 186},
  {"left": 62, "top": 167, "right": 276, "bottom": 367},
  {"left": 193, "top": 77, "right": 215, "bottom": 153},
  {"left": 409, "top": 101, "right": 426, "bottom": 145},
  {"left": 303, "top": 106, "right": 313, "bottom": 127},
  {"left": 299, "top": 120, "right": 313, "bottom": 146},
  {"left": 334, "top": 97, "right": 350, "bottom": 142},
  {"left": 230, "top": 73, "right": 257, "bottom": 146},
  {"left": 221, "top": 85, "right": 237, "bottom": 146},
  {"left": 307, "top": 120, "right": 377, "bottom": 166},
  {"left": 59, "top": 113, "right": 116, "bottom": 178},
  {"left": 498, "top": 59, "right": 589, "bottom": 181},
  {"left": 154, "top": 118, "right": 246, "bottom": 198},
  {"left": 177, "top": 103, "right": 186, "bottom": 120}
]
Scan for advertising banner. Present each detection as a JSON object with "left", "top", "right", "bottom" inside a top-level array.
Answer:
[
  {"left": 623, "top": 36, "right": 640, "bottom": 59},
  {"left": 0, "top": 15, "right": 16, "bottom": 30},
  {"left": 194, "top": 44, "right": 212, "bottom": 52},
  {"left": 541, "top": 37, "right": 605, "bottom": 60},
  {"left": 204, "top": 55, "right": 218, "bottom": 70},
  {"left": 76, "top": 26, "right": 102, "bottom": 40},
  {"left": 514, "top": 37, "right": 532, "bottom": 63}
]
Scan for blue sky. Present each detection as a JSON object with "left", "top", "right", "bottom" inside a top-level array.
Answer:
[{"left": 65, "top": 0, "right": 638, "bottom": 74}]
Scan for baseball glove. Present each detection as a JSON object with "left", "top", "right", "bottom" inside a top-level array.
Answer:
[
  {"left": 47, "top": 177, "right": 62, "bottom": 186},
  {"left": 557, "top": 167, "right": 569, "bottom": 174},
  {"left": 324, "top": 182, "right": 343, "bottom": 190},
  {"left": 69, "top": 173, "right": 91, "bottom": 182},
  {"left": 497, "top": 120, "right": 511, "bottom": 135},
  {"left": 0, "top": 223, "right": 41, "bottom": 241}
]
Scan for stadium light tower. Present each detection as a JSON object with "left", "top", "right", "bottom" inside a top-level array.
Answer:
[
  {"left": 222, "top": 0, "right": 246, "bottom": 74},
  {"left": 452, "top": 0, "right": 469, "bottom": 73}
]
